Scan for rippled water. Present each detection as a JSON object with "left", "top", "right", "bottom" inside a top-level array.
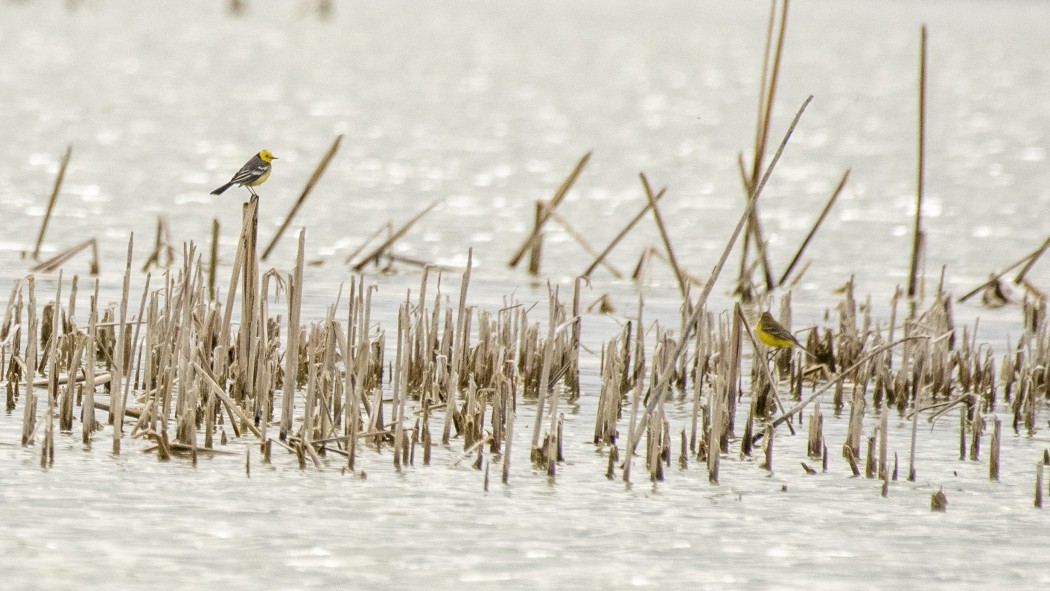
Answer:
[{"left": 1, "top": 1, "right": 1050, "bottom": 589}]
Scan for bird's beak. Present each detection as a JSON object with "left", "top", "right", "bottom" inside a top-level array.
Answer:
[{"left": 272, "top": 156, "right": 279, "bottom": 160}]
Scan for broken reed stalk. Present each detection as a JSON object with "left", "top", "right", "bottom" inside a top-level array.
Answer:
[
  {"left": 262, "top": 134, "right": 343, "bottom": 261},
  {"left": 763, "top": 335, "right": 928, "bottom": 437},
  {"left": 208, "top": 218, "right": 219, "bottom": 300},
  {"left": 442, "top": 248, "right": 473, "bottom": 445},
  {"left": 957, "top": 236, "right": 1050, "bottom": 303},
  {"left": 141, "top": 216, "right": 175, "bottom": 271},
  {"left": 1012, "top": 235, "right": 1050, "bottom": 285},
  {"left": 582, "top": 185, "right": 667, "bottom": 278},
  {"left": 631, "top": 94, "right": 813, "bottom": 448},
  {"left": 907, "top": 376, "right": 920, "bottom": 482},
  {"left": 344, "top": 222, "right": 392, "bottom": 265},
  {"left": 990, "top": 416, "right": 1001, "bottom": 481},
  {"left": 122, "top": 272, "right": 152, "bottom": 416},
  {"left": 527, "top": 201, "right": 545, "bottom": 275},
  {"left": 530, "top": 286, "right": 558, "bottom": 457},
  {"left": 778, "top": 169, "right": 851, "bottom": 287},
  {"left": 640, "top": 172, "right": 687, "bottom": 300},
  {"left": 351, "top": 199, "right": 442, "bottom": 271},
  {"left": 907, "top": 25, "right": 927, "bottom": 299},
  {"left": 280, "top": 229, "right": 306, "bottom": 440},
  {"left": 30, "top": 238, "right": 99, "bottom": 274},
  {"left": 623, "top": 293, "right": 645, "bottom": 485},
  {"left": 32, "top": 145, "right": 72, "bottom": 260},
  {"left": 508, "top": 151, "right": 592, "bottom": 268},
  {"left": 548, "top": 210, "right": 623, "bottom": 278},
  {"left": 111, "top": 236, "right": 133, "bottom": 454},
  {"left": 82, "top": 279, "right": 99, "bottom": 445},
  {"left": 1037, "top": 460, "right": 1045, "bottom": 509}
]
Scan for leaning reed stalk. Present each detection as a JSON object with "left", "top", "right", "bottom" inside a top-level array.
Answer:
[
  {"left": 778, "top": 169, "right": 851, "bottom": 286},
  {"left": 581, "top": 186, "right": 667, "bottom": 278},
  {"left": 631, "top": 94, "right": 813, "bottom": 449},
  {"left": 508, "top": 151, "right": 591, "bottom": 268},
  {"left": 32, "top": 145, "right": 72, "bottom": 260},
  {"left": 640, "top": 172, "right": 687, "bottom": 300},
  {"left": 352, "top": 199, "right": 442, "bottom": 271},
  {"left": 262, "top": 134, "right": 343, "bottom": 261}
]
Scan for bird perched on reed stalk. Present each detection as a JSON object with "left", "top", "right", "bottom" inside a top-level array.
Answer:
[
  {"left": 755, "top": 311, "right": 803, "bottom": 350},
  {"left": 211, "top": 150, "right": 277, "bottom": 197}
]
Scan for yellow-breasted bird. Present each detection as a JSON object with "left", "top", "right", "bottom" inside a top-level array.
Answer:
[
  {"left": 756, "top": 311, "right": 803, "bottom": 350},
  {"left": 211, "top": 150, "right": 277, "bottom": 197}
]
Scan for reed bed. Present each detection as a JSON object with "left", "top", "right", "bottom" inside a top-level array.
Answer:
[{"left": 4, "top": 180, "right": 1049, "bottom": 511}]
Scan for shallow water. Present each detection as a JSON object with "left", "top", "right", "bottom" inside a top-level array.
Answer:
[{"left": 1, "top": 1, "right": 1050, "bottom": 589}]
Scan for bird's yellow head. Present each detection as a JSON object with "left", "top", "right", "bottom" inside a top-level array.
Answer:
[{"left": 258, "top": 150, "right": 277, "bottom": 163}]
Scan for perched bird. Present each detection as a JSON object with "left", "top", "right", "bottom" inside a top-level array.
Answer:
[
  {"left": 211, "top": 150, "right": 277, "bottom": 197},
  {"left": 755, "top": 311, "right": 803, "bottom": 350}
]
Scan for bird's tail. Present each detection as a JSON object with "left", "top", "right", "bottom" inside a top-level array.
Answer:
[{"left": 210, "top": 182, "right": 233, "bottom": 195}]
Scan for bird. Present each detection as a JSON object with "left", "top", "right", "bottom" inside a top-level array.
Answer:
[
  {"left": 210, "top": 150, "right": 277, "bottom": 197},
  {"left": 755, "top": 311, "right": 803, "bottom": 350}
]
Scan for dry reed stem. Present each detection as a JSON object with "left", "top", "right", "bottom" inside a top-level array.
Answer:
[
  {"left": 764, "top": 335, "right": 928, "bottom": 436},
  {"left": 957, "top": 236, "right": 1050, "bottom": 303},
  {"left": 193, "top": 362, "right": 262, "bottom": 438},
  {"left": 548, "top": 210, "right": 623, "bottom": 278},
  {"left": 111, "top": 237, "right": 133, "bottom": 454},
  {"left": 508, "top": 151, "right": 592, "bottom": 268},
  {"left": 344, "top": 222, "right": 392, "bottom": 265},
  {"left": 908, "top": 25, "right": 928, "bottom": 299},
  {"left": 581, "top": 185, "right": 667, "bottom": 278},
  {"left": 640, "top": 172, "right": 687, "bottom": 300},
  {"left": 741, "top": 0, "right": 789, "bottom": 291},
  {"left": 352, "top": 199, "right": 442, "bottom": 271},
  {"left": 262, "top": 134, "right": 343, "bottom": 261},
  {"left": 778, "top": 170, "right": 851, "bottom": 287},
  {"left": 631, "top": 94, "right": 813, "bottom": 448},
  {"left": 622, "top": 293, "right": 645, "bottom": 485},
  {"left": 989, "top": 416, "right": 1001, "bottom": 481},
  {"left": 208, "top": 218, "right": 220, "bottom": 300},
  {"left": 281, "top": 230, "right": 306, "bottom": 440},
  {"left": 141, "top": 216, "right": 175, "bottom": 271},
  {"left": 32, "top": 145, "right": 72, "bottom": 260},
  {"left": 31, "top": 238, "right": 99, "bottom": 274},
  {"left": 442, "top": 249, "right": 472, "bottom": 445},
  {"left": 527, "top": 201, "right": 545, "bottom": 275}
]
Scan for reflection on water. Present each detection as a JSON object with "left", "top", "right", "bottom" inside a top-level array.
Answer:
[{"left": 1, "top": 1, "right": 1050, "bottom": 589}]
